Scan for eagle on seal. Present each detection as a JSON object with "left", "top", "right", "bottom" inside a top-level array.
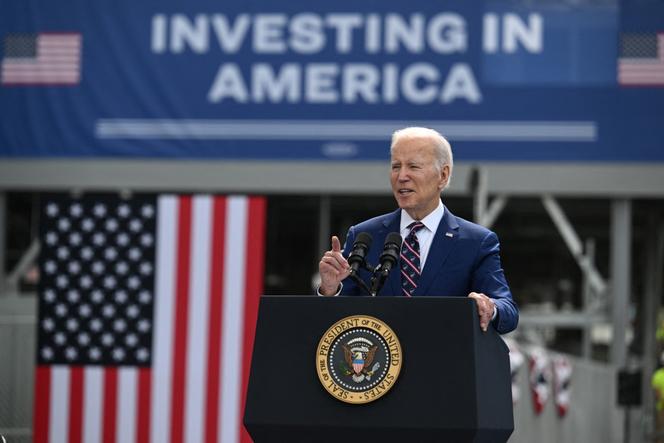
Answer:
[{"left": 343, "top": 344, "right": 378, "bottom": 376}]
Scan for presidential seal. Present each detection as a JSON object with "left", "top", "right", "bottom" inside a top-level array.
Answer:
[{"left": 316, "top": 315, "right": 402, "bottom": 404}]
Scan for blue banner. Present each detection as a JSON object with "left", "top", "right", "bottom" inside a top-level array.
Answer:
[{"left": 1, "top": 0, "right": 663, "bottom": 161}]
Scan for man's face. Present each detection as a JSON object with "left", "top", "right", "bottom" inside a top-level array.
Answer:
[{"left": 390, "top": 137, "right": 449, "bottom": 220}]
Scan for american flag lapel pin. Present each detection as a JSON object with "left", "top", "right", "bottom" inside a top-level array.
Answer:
[{"left": 446, "top": 232, "right": 453, "bottom": 238}]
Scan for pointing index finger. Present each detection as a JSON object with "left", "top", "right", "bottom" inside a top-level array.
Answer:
[{"left": 331, "top": 235, "right": 341, "bottom": 252}]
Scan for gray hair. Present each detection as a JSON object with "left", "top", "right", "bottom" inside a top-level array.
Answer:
[{"left": 390, "top": 127, "right": 453, "bottom": 188}]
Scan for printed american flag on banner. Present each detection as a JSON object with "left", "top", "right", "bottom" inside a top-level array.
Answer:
[
  {"left": 618, "top": 32, "right": 664, "bottom": 86},
  {"left": 34, "top": 194, "right": 266, "bottom": 443},
  {"left": 1, "top": 33, "right": 81, "bottom": 85}
]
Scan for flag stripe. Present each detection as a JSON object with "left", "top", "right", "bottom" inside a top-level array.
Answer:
[
  {"left": 619, "top": 65, "right": 664, "bottom": 71},
  {"left": 170, "top": 196, "right": 193, "bottom": 443},
  {"left": 5, "top": 56, "right": 80, "bottom": 62},
  {"left": 136, "top": 368, "right": 151, "bottom": 443},
  {"left": 117, "top": 368, "right": 137, "bottom": 443},
  {"left": 102, "top": 368, "right": 117, "bottom": 443},
  {"left": 205, "top": 197, "right": 227, "bottom": 443},
  {"left": 37, "top": 45, "right": 81, "bottom": 52},
  {"left": 619, "top": 73, "right": 664, "bottom": 77},
  {"left": 1, "top": 78, "right": 79, "bottom": 83},
  {"left": 150, "top": 196, "right": 177, "bottom": 443},
  {"left": 2, "top": 72, "right": 80, "bottom": 78},
  {"left": 240, "top": 196, "right": 267, "bottom": 443},
  {"left": 36, "top": 46, "right": 80, "bottom": 52},
  {"left": 220, "top": 196, "right": 248, "bottom": 443},
  {"left": 2, "top": 72, "right": 79, "bottom": 78},
  {"left": 68, "top": 367, "right": 84, "bottom": 443},
  {"left": 34, "top": 366, "right": 52, "bottom": 443},
  {"left": 2, "top": 71, "right": 79, "bottom": 75},
  {"left": 50, "top": 367, "right": 70, "bottom": 443},
  {"left": 39, "top": 35, "right": 81, "bottom": 42},
  {"left": 619, "top": 71, "right": 664, "bottom": 76},
  {"left": 184, "top": 196, "right": 213, "bottom": 442},
  {"left": 2, "top": 63, "right": 80, "bottom": 69},
  {"left": 619, "top": 75, "right": 664, "bottom": 79},
  {"left": 82, "top": 367, "right": 102, "bottom": 443},
  {"left": 2, "top": 74, "right": 80, "bottom": 80},
  {"left": 36, "top": 47, "right": 80, "bottom": 53},
  {"left": 3, "top": 58, "right": 79, "bottom": 64},
  {"left": 621, "top": 63, "right": 664, "bottom": 69}
]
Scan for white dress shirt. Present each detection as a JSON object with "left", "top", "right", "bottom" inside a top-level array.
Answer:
[{"left": 398, "top": 199, "right": 444, "bottom": 271}]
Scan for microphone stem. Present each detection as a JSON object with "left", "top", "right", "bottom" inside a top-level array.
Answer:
[
  {"left": 349, "top": 272, "right": 373, "bottom": 297},
  {"left": 369, "top": 268, "right": 389, "bottom": 296}
]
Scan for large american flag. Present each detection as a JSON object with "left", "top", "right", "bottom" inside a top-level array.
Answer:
[
  {"left": 618, "top": 32, "right": 664, "bottom": 86},
  {"left": 1, "top": 33, "right": 81, "bottom": 85},
  {"left": 34, "top": 194, "right": 266, "bottom": 443}
]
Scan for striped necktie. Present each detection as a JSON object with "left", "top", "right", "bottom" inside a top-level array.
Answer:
[{"left": 400, "top": 222, "right": 425, "bottom": 297}]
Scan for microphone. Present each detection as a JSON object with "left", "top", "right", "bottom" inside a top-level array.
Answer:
[
  {"left": 370, "top": 232, "right": 402, "bottom": 296},
  {"left": 347, "top": 232, "right": 373, "bottom": 277}
]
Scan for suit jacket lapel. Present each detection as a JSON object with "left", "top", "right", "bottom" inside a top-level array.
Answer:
[{"left": 414, "top": 205, "right": 460, "bottom": 296}]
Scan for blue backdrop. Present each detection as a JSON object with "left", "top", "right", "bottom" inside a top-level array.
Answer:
[{"left": 0, "top": 0, "right": 662, "bottom": 161}]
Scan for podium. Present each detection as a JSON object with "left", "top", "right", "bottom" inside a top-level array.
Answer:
[{"left": 244, "top": 296, "right": 513, "bottom": 443}]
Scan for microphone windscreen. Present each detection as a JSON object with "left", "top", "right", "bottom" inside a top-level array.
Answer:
[
  {"left": 355, "top": 232, "right": 373, "bottom": 248},
  {"left": 384, "top": 232, "right": 402, "bottom": 248}
]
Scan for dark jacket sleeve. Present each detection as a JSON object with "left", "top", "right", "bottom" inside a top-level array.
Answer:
[{"left": 471, "top": 231, "right": 519, "bottom": 334}]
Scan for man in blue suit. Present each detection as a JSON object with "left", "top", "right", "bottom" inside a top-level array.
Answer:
[{"left": 319, "top": 127, "right": 518, "bottom": 334}]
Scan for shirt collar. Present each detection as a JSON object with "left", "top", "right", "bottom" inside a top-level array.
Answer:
[{"left": 400, "top": 200, "right": 444, "bottom": 234}]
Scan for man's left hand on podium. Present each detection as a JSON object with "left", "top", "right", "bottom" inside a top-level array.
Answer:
[{"left": 468, "top": 292, "right": 496, "bottom": 332}]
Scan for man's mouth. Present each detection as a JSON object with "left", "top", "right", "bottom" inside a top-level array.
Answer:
[{"left": 398, "top": 189, "right": 414, "bottom": 195}]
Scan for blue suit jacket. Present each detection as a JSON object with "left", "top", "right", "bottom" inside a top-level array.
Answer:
[{"left": 340, "top": 206, "right": 518, "bottom": 334}]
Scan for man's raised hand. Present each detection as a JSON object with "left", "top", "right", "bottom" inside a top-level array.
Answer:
[{"left": 319, "top": 236, "right": 350, "bottom": 295}]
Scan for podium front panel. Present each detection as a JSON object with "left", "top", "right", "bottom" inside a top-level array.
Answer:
[{"left": 244, "top": 296, "right": 512, "bottom": 442}]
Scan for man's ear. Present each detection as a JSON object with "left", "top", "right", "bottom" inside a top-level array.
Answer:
[{"left": 439, "top": 165, "right": 450, "bottom": 189}]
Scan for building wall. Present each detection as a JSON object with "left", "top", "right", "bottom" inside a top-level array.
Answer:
[
  {"left": 0, "top": 295, "right": 36, "bottom": 443},
  {"left": 510, "top": 351, "right": 624, "bottom": 443}
]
